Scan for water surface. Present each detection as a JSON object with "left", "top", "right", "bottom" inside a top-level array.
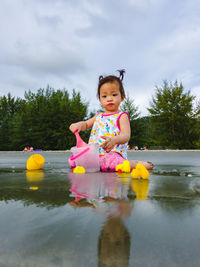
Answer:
[{"left": 0, "top": 151, "right": 200, "bottom": 267}]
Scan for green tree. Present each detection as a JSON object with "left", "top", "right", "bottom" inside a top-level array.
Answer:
[
  {"left": 121, "top": 94, "right": 144, "bottom": 148},
  {"left": 148, "top": 80, "right": 199, "bottom": 149},
  {"left": 193, "top": 99, "right": 200, "bottom": 147},
  {"left": 121, "top": 94, "right": 140, "bottom": 121},
  {"left": 134, "top": 116, "right": 158, "bottom": 149},
  {"left": 13, "top": 86, "right": 88, "bottom": 150},
  {"left": 0, "top": 93, "right": 23, "bottom": 150}
]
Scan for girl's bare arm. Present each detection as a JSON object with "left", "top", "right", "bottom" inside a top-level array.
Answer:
[{"left": 69, "top": 115, "right": 97, "bottom": 133}]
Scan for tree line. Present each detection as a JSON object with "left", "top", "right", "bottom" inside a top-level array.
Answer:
[{"left": 0, "top": 81, "right": 200, "bottom": 151}]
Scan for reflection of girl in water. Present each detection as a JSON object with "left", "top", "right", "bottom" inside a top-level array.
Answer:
[
  {"left": 68, "top": 172, "right": 150, "bottom": 266},
  {"left": 98, "top": 200, "right": 131, "bottom": 267},
  {"left": 69, "top": 172, "right": 122, "bottom": 206},
  {"left": 68, "top": 172, "right": 132, "bottom": 266}
]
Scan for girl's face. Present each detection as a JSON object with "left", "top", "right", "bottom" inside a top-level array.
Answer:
[{"left": 99, "top": 81, "right": 123, "bottom": 113}]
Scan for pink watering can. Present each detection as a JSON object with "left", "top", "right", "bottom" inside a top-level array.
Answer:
[{"left": 68, "top": 130, "right": 100, "bottom": 172}]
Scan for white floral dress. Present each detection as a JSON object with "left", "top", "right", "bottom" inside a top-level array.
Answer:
[{"left": 89, "top": 111, "right": 129, "bottom": 159}]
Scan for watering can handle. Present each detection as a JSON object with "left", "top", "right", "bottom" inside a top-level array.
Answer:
[
  {"left": 74, "top": 130, "right": 88, "bottom": 148},
  {"left": 69, "top": 147, "right": 90, "bottom": 161}
]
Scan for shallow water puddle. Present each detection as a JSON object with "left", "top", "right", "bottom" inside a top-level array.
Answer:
[{"left": 0, "top": 151, "right": 200, "bottom": 266}]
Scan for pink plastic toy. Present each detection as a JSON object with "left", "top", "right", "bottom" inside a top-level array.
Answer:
[
  {"left": 69, "top": 130, "right": 89, "bottom": 168},
  {"left": 68, "top": 130, "right": 100, "bottom": 172},
  {"left": 74, "top": 130, "right": 88, "bottom": 148}
]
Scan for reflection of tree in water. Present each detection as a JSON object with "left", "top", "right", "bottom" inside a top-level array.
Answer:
[
  {"left": 98, "top": 216, "right": 130, "bottom": 267},
  {"left": 0, "top": 185, "right": 72, "bottom": 209},
  {"left": 0, "top": 171, "right": 73, "bottom": 209},
  {"left": 152, "top": 197, "right": 199, "bottom": 214},
  {"left": 148, "top": 174, "right": 200, "bottom": 213}
]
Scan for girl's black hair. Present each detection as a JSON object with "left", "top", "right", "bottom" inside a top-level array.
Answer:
[{"left": 97, "top": 69, "right": 126, "bottom": 99}]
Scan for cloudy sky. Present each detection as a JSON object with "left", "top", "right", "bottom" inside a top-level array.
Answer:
[{"left": 0, "top": 0, "right": 200, "bottom": 115}]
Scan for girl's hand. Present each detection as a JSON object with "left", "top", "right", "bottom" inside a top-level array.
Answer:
[
  {"left": 100, "top": 136, "right": 116, "bottom": 152},
  {"left": 69, "top": 122, "right": 84, "bottom": 133},
  {"left": 69, "top": 116, "right": 97, "bottom": 133}
]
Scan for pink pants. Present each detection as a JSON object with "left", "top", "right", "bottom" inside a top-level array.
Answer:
[
  {"left": 69, "top": 151, "right": 126, "bottom": 172},
  {"left": 99, "top": 152, "right": 126, "bottom": 171}
]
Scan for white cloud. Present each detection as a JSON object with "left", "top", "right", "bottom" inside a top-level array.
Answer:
[
  {"left": 0, "top": 0, "right": 200, "bottom": 115},
  {"left": 128, "top": 0, "right": 163, "bottom": 11},
  {"left": 15, "top": 44, "right": 86, "bottom": 75},
  {"left": 190, "top": 86, "right": 200, "bottom": 99}
]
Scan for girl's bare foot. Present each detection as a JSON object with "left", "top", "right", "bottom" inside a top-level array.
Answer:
[
  {"left": 141, "top": 161, "right": 154, "bottom": 170},
  {"left": 130, "top": 160, "right": 154, "bottom": 170}
]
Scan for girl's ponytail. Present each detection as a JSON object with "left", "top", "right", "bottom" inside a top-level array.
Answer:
[
  {"left": 117, "top": 69, "right": 125, "bottom": 81},
  {"left": 99, "top": 75, "right": 103, "bottom": 81}
]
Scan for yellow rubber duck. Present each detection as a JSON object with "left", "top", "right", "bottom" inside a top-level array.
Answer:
[
  {"left": 115, "top": 160, "right": 131, "bottom": 173},
  {"left": 73, "top": 166, "right": 86, "bottom": 173},
  {"left": 26, "top": 154, "right": 45, "bottom": 170},
  {"left": 131, "top": 163, "right": 149, "bottom": 179},
  {"left": 116, "top": 164, "right": 123, "bottom": 172},
  {"left": 131, "top": 168, "right": 141, "bottom": 179}
]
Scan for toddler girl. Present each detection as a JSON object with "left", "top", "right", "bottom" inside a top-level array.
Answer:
[{"left": 69, "top": 70, "right": 153, "bottom": 171}]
